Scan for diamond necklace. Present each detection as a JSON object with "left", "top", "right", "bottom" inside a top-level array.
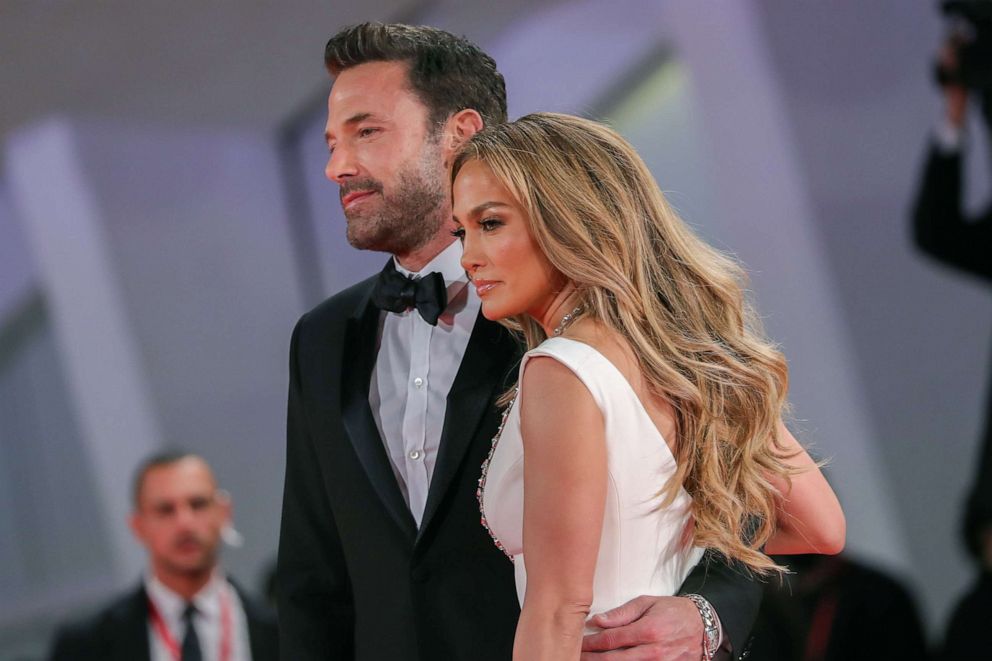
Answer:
[{"left": 553, "top": 306, "right": 583, "bottom": 336}]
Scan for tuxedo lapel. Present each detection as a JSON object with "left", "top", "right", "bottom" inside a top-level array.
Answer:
[
  {"left": 340, "top": 289, "right": 418, "bottom": 542},
  {"left": 418, "top": 313, "right": 520, "bottom": 541}
]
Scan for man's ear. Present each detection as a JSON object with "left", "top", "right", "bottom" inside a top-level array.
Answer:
[
  {"left": 442, "top": 109, "right": 485, "bottom": 160},
  {"left": 129, "top": 511, "right": 145, "bottom": 544},
  {"left": 216, "top": 488, "right": 233, "bottom": 526}
]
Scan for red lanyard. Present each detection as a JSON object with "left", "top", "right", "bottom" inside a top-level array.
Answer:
[{"left": 147, "top": 584, "right": 233, "bottom": 661}]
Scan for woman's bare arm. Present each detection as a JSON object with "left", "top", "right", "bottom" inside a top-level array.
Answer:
[
  {"left": 764, "top": 421, "right": 846, "bottom": 555},
  {"left": 514, "top": 356, "right": 608, "bottom": 661}
]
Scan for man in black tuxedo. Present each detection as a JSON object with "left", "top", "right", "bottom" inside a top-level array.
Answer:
[
  {"left": 277, "top": 22, "right": 762, "bottom": 661},
  {"left": 49, "top": 451, "right": 278, "bottom": 661}
]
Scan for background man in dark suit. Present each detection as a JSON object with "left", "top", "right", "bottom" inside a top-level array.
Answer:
[
  {"left": 276, "top": 22, "right": 762, "bottom": 661},
  {"left": 49, "top": 451, "right": 278, "bottom": 661}
]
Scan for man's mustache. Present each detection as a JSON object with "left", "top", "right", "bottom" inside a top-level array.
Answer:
[
  {"left": 339, "top": 178, "right": 384, "bottom": 201},
  {"left": 172, "top": 532, "right": 206, "bottom": 550}
]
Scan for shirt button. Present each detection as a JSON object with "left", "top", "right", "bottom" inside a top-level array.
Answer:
[
  {"left": 409, "top": 450, "right": 422, "bottom": 460},
  {"left": 413, "top": 377, "right": 424, "bottom": 388}
]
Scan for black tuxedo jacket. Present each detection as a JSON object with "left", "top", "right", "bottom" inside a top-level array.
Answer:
[
  {"left": 912, "top": 145, "right": 992, "bottom": 282},
  {"left": 277, "top": 270, "right": 762, "bottom": 661},
  {"left": 48, "top": 580, "right": 278, "bottom": 661}
]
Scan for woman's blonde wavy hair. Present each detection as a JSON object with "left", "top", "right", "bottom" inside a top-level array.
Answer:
[{"left": 452, "top": 112, "right": 796, "bottom": 575}]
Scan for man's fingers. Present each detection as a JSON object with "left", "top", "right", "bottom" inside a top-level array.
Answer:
[
  {"left": 580, "top": 644, "right": 666, "bottom": 661},
  {"left": 581, "top": 624, "right": 647, "bottom": 653},
  {"left": 586, "top": 595, "right": 656, "bottom": 629}
]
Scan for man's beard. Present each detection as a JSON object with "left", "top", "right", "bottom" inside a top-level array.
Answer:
[{"left": 341, "top": 147, "right": 447, "bottom": 256}]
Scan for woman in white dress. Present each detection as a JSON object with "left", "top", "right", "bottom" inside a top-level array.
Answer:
[{"left": 450, "top": 113, "right": 845, "bottom": 660}]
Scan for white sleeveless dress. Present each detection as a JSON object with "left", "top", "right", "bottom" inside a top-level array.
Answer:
[{"left": 479, "top": 337, "right": 704, "bottom": 630}]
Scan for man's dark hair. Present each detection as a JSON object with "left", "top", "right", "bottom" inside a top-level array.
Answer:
[
  {"left": 132, "top": 449, "right": 203, "bottom": 507},
  {"left": 325, "top": 22, "right": 508, "bottom": 129}
]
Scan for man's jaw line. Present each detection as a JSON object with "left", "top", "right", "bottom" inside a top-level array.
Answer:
[
  {"left": 393, "top": 234, "right": 458, "bottom": 273},
  {"left": 150, "top": 557, "right": 217, "bottom": 600}
]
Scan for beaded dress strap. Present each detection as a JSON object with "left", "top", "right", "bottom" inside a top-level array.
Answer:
[{"left": 477, "top": 387, "right": 517, "bottom": 560}]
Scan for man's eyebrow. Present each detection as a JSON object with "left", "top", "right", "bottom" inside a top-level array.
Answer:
[
  {"left": 344, "top": 112, "right": 376, "bottom": 125},
  {"left": 325, "top": 112, "right": 382, "bottom": 142}
]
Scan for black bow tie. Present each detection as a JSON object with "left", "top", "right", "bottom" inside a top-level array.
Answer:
[{"left": 370, "top": 260, "right": 448, "bottom": 326}]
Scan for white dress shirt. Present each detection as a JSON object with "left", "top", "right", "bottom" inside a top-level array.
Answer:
[
  {"left": 369, "top": 240, "right": 480, "bottom": 526},
  {"left": 145, "top": 571, "right": 252, "bottom": 661}
]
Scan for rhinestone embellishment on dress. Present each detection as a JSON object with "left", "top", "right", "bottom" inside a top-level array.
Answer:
[{"left": 477, "top": 387, "right": 518, "bottom": 561}]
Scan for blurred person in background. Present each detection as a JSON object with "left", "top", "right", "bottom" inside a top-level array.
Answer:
[
  {"left": 912, "top": 7, "right": 992, "bottom": 657},
  {"left": 49, "top": 451, "right": 278, "bottom": 661},
  {"left": 747, "top": 555, "right": 930, "bottom": 660},
  {"left": 914, "top": 13, "right": 992, "bottom": 277}
]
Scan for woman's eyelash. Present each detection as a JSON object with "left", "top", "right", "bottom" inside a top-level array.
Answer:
[{"left": 450, "top": 218, "right": 502, "bottom": 239}]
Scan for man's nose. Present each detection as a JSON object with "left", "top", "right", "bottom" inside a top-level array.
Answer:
[
  {"left": 174, "top": 504, "right": 198, "bottom": 527},
  {"left": 326, "top": 144, "right": 359, "bottom": 183}
]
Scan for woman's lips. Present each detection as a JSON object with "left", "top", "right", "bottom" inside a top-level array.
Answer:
[{"left": 473, "top": 280, "right": 500, "bottom": 297}]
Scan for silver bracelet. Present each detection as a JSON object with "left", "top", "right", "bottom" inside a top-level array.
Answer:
[{"left": 684, "top": 594, "right": 720, "bottom": 661}]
